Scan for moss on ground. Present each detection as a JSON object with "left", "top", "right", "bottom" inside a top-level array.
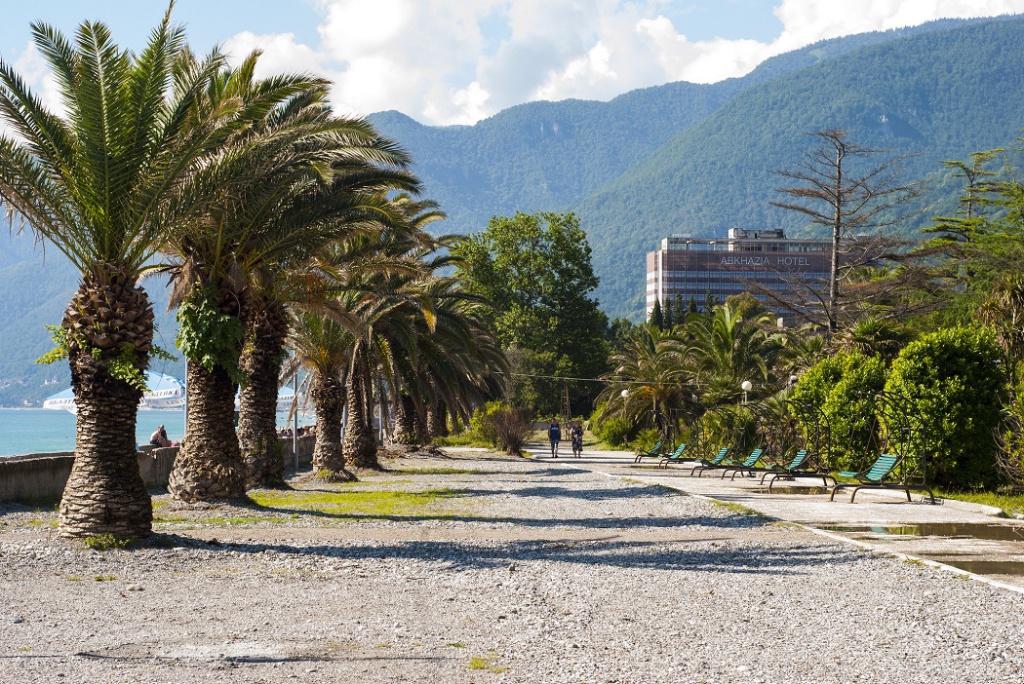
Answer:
[{"left": 247, "top": 488, "right": 468, "bottom": 519}]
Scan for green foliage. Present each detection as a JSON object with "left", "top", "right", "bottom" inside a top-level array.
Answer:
[
  {"left": 595, "top": 415, "right": 632, "bottom": 447},
  {"left": 453, "top": 211, "right": 608, "bottom": 413},
  {"left": 35, "top": 325, "right": 70, "bottom": 366},
  {"left": 108, "top": 345, "right": 147, "bottom": 392},
  {"left": 82, "top": 534, "right": 133, "bottom": 551},
  {"left": 38, "top": 323, "right": 151, "bottom": 391},
  {"left": 176, "top": 286, "right": 245, "bottom": 384},
  {"left": 822, "top": 354, "right": 887, "bottom": 469},
  {"left": 791, "top": 352, "right": 886, "bottom": 469},
  {"left": 468, "top": 401, "right": 533, "bottom": 454},
  {"left": 468, "top": 401, "right": 505, "bottom": 442},
  {"left": 884, "top": 326, "right": 1006, "bottom": 488}
]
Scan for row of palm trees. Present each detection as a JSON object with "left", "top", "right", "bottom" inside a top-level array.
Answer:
[{"left": 0, "top": 11, "right": 504, "bottom": 538}]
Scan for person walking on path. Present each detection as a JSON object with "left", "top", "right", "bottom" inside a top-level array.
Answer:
[
  {"left": 570, "top": 420, "right": 584, "bottom": 458},
  {"left": 548, "top": 418, "right": 561, "bottom": 458}
]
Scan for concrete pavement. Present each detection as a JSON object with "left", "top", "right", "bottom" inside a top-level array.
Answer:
[{"left": 524, "top": 443, "right": 1024, "bottom": 593}]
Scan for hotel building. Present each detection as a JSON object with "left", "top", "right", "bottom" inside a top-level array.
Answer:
[{"left": 645, "top": 228, "right": 831, "bottom": 318}]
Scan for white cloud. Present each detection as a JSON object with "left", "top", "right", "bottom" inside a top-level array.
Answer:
[
  {"left": 224, "top": 0, "right": 1024, "bottom": 125},
  {"left": 222, "top": 32, "right": 323, "bottom": 77},
  {"left": 14, "top": 43, "right": 63, "bottom": 115}
]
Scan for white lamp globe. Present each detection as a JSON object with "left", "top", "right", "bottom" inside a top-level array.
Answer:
[
  {"left": 741, "top": 380, "right": 753, "bottom": 392},
  {"left": 620, "top": 389, "right": 629, "bottom": 399}
]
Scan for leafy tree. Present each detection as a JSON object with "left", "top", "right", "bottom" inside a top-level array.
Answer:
[
  {"left": 453, "top": 211, "right": 608, "bottom": 413},
  {"left": 0, "top": 10, "right": 229, "bottom": 538},
  {"left": 884, "top": 326, "right": 1006, "bottom": 488},
  {"left": 772, "top": 128, "right": 919, "bottom": 333}
]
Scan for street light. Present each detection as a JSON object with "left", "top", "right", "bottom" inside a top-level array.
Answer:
[
  {"left": 621, "top": 389, "right": 629, "bottom": 399},
  {"left": 741, "top": 380, "right": 752, "bottom": 405}
]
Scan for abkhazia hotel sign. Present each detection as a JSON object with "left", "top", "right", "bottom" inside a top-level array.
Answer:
[{"left": 719, "top": 255, "right": 812, "bottom": 267}]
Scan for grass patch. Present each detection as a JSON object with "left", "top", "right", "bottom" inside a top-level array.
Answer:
[
  {"left": 393, "top": 467, "right": 480, "bottom": 476},
  {"left": 432, "top": 433, "right": 491, "bottom": 448},
  {"left": 447, "top": 642, "right": 466, "bottom": 648},
  {"left": 93, "top": 574, "right": 116, "bottom": 582},
  {"left": 709, "top": 499, "right": 771, "bottom": 520},
  {"left": 82, "top": 534, "right": 133, "bottom": 551},
  {"left": 152, "top": 515, "right": 274, "bottom": 526},
  {"left": 937, "top": 490, "right": 1024, "bottom": 517},
  {"left": 247, "top": 488, "right": 468, "bottom": 519},
  {"left": 66, "top": 575, "right": 84, "bottom": 582},
  {"left": 467, "top": 654, "right": 506, "bottom": 673}
]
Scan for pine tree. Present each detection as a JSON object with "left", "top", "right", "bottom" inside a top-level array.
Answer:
[
  {"left": 649, "top": 299, "right": 664, "bottom": 329},
  {"left": 663, "top": 297, "right": 675, "bottom": 329}
]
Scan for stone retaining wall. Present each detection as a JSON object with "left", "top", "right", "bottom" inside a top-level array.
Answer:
[{"left": 0, "top": 434, "right": 317, "bottom": 504}]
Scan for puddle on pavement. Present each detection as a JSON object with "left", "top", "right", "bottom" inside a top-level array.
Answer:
[
  {"left": 932, "top": 559, "right": 1024, "bottom": 576},
  {"left": 816, "top": 523, "right": 1024, "bottom": 542},
  {"left": 815, "top": 523, "right": 1024, "bottom": 577},
  {"left": 753, "top": 483, "right": 831, "bottom": 493}
]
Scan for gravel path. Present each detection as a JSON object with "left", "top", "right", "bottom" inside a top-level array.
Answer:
[{"left": 2, "top": 450, "right": 1023, "bottom": 683}]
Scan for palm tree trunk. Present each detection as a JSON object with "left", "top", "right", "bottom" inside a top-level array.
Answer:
[
  {"left": 168, "top": 360, "right": 247, "bottom": 502},
  {"left": 238, "top": 301, "right": 287, "bottom": 488},
  {"left": 392, "top": 394, "right": 418, "bottom": 445},
  {"left": 58, "top": 275, "right": 153, "bottom": 539},
  {"left": 427, "top": 398, "right": 449, "bottom": 438},
  {"left": 57, "top": 282, "right": 153, "bottom": 540},
  {"left": 310, "top": 370, "right": 353, "bottom": 480},
  {"left": 343, "top": 361, "right": 380, "bottom": 469}
]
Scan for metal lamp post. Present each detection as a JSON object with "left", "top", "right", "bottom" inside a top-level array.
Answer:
[{"left": 741, "top": 380, "right": 752, "bottom": 405}]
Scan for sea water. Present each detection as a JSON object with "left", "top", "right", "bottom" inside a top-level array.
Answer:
[{"left": 0, "top": 408, "right": 313, "bottom": 457}]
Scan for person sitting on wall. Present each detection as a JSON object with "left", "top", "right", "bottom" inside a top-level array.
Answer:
[{"left": 149, "top": 425, "right": 171, "bottom": 448}]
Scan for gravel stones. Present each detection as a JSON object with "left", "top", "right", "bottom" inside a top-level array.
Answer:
[{"left": 1, "top": 451, "right": 1023, "bottom": 682}]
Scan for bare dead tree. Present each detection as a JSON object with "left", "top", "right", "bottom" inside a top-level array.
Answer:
[
  {"left": 743, "top": 234, "right": 945, "bottom": 328},
  {"left": 772, "top": 129, "right": 921, "bottom": 334}
]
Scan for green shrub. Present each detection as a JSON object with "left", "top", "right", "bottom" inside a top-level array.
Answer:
[
  {"left": 823, "top": 353, "right": 887, "bottom": 470},
  {"left": 596, "top": 416, "right": 632, "bottom": 447},
  {"left": 791, "top": 352, "right": 885, "bottom": 470},
  {"left": 483, "top": 406, "right": 534, "bottom": 455},
  {"left": 884, "top": 326, "right": 1006, "bottom": 488},
  {"left": 631, "top": 427, "right": 661, "bottom": 452}
]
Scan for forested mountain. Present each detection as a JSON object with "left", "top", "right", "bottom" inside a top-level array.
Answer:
[
  {"left": 368, "top": 16, "right": 992, "bottom": 240},
  {"left": 1, "top": 14, "right": 1021, "bottom": 403},
  {"left": 576, "top": 16, "right": 1024, "bottom": 315}
]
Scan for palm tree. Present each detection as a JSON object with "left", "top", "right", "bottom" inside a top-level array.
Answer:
[
  {"left": 237, "top": 165, "right": 419, "bottom": 489},
  {"left": 0, "top": 12, "right": 227, "bottom": 537},
  {"left": 596, "top": 324, "right": 695, "bottom": 430},
  {"left": 286, "top": 305, "right": 360, "bottom": 481},
  {"left": 389, "top": 272, "right": 508, "bottom": 445},
  {"left": 162, "top": 57, "right": 418, "bottom": 502},
  {"left": 685, "top": 303, "right": 785, "bottom": 406}
]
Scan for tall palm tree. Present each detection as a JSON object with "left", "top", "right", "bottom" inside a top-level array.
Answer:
[
  {"left": 685, "top": 303, "right": 785, "bottom": 406},
  {"left": 237, "top": 171, "right": 418, "bottom": 489},
  {"left": 163, "top": 57, "right": 418, "bottom": 502},
  {"left": 0, "top": 12, "right": 228, "bottom": 537},
  {"left": 286, "top": 305, "right": 361, "bottom": 481}
]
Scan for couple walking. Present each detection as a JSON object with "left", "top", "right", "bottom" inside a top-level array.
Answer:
[{"left": 548, "top": 418, "right": 583, "bottom": 458}]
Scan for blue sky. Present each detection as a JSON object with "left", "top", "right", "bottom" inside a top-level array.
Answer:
[{"left": 1, "top": 1, "right": 1022, "bottom": 125}]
